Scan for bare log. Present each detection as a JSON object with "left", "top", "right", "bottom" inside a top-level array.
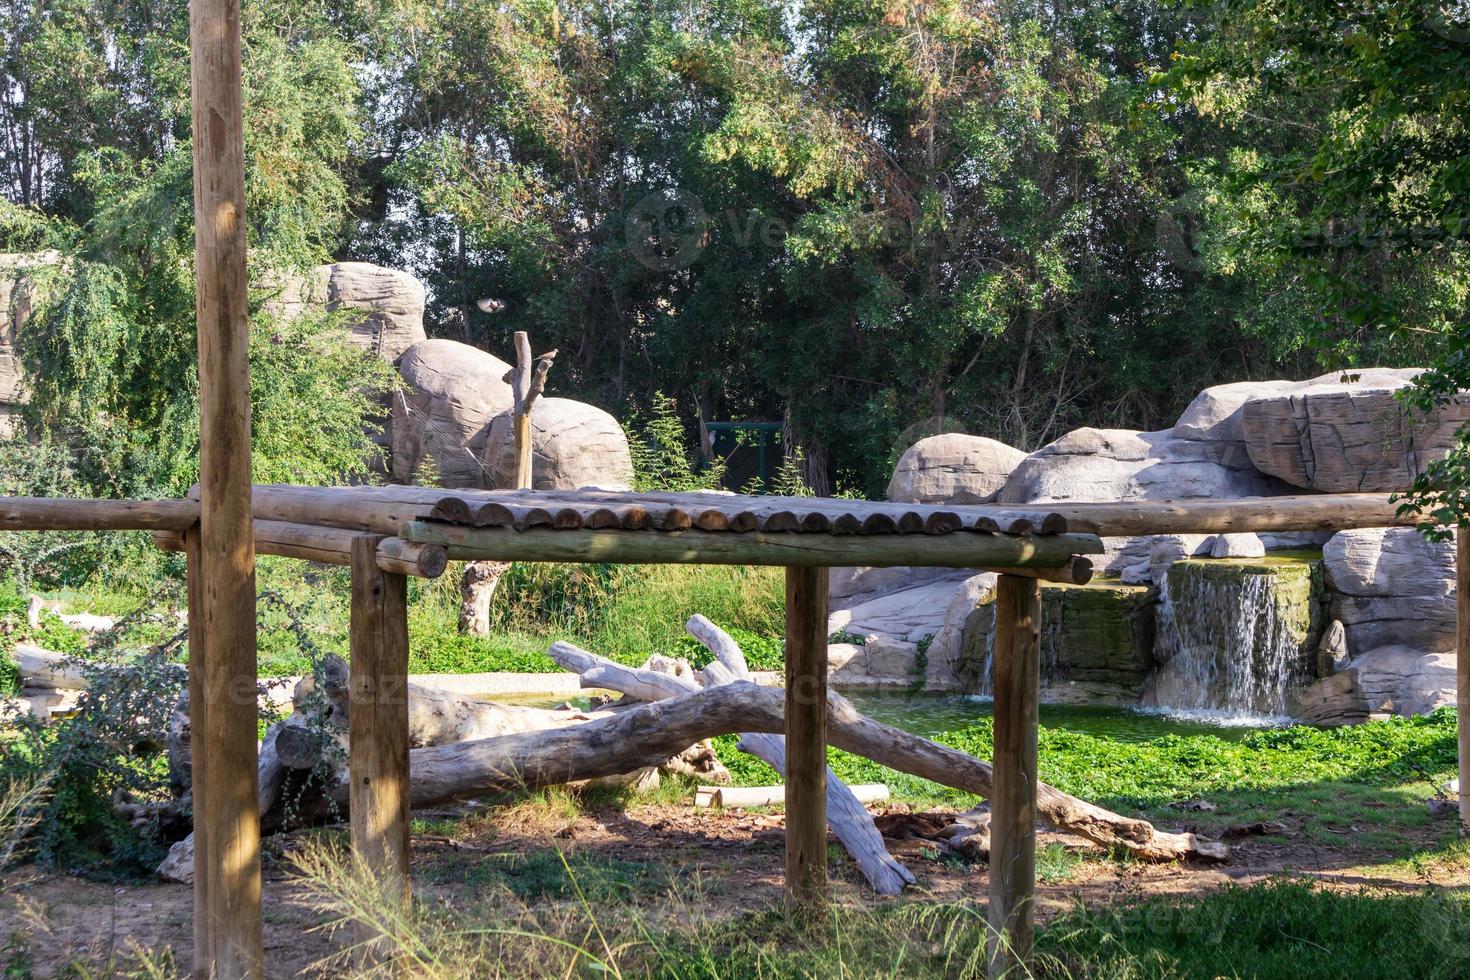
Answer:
[
  {"left": 687, "top": 617, "right": 914, "bottom": 896},
  {"left": 567, "top": 637, "right": 1223, "bottom": 864},
  {"left": 0, "top": 496, "right": 199, "bottom": 531},
  {"left": 152, "top": 520, "right": 447, "bottom": 578}
]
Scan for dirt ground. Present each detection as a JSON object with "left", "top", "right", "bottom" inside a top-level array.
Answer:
[{"left": 2, "top": 800, "right": 1467, "bottom": 977}]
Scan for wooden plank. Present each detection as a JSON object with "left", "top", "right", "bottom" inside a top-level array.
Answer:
[
  {"left": 348, "top": 536, "right": 412, "bottom": 959},
  {"left": 153, "top": 522, "right": 448, "bottom": 578},
  {"left": 1459, "top": 530, "right": 1469, "bottom": 830},
  {"left": 402, "top": 521, "right": 1105, "bottom": 569},
  {"left": 784, "top": 565, "right": 829, "bottom": 913},
  {"left": 251, "top": 485, "right": 440, "bottom": 535},
  {"left": 988, "top": 574, "right": 1040, "bottom": 976},
  {"left": 190, "top": 0, "right": 262, "bottom": 971},
  {"left": 0, "top": 496, "right": 199, "bottom": 531}
]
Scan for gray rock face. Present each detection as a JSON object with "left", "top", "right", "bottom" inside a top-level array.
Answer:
[
  {"left": 1240, "top": 368, "right": 1470, "bottom": 492},
  {"left": 1322, "top": 527, "right": 1456, "bottom": 656},
  {"left": 886, "top": 434, "right": 1025, "bottom": 504},
  {"left": 391, "top": 339, "right": 514, "bottom": 488},
  {"left": 483, "top": 396, "right": 634, "bottom": 491},
  {"left": 0, "top": 251, "right": 61, "bottom": 430},
  {"left": 1211, "top": 533, "right": 1266, "bottom": 559},
  {"left": 1293, "top": 646, "right": 1457, "bottom": 726},
  {"left": 273, "top": 261, "right": 427, "bottom": 362},
  {"left": 1173, "top": 379, "right": 1303, "bottom": 470},
  {"left": 1000, "top": 427, "right": 1288, "bottom": 505}
]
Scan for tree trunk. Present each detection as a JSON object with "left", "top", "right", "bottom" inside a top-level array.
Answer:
[{"left": 458, "top": 561, "right": 510, "bottom": 636}]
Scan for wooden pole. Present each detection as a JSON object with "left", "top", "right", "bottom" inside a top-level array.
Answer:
[
  {"left": 988, "top": 574, "right": 1040, "bottom": 977},
  {"left": 1458, "top": 530, "right": 1469, "bottom": 830},
  {"left": 183, "top": 527, "right": 214, "bottom": 974},
  {"left": 784, "top": 565, "right": 829, "bottom": 914},
  {"left": 189, "top": 0, "right": 261, "bottom": 974},
  {"left": 349, "top": 535, "right": 412, "bottom": 958}
]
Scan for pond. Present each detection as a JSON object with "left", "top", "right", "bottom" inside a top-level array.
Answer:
[{"left": 844, "top": 692, "right": 1289, "bottom": 743}]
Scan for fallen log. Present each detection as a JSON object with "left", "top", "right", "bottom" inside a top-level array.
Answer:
[{"left": 696, "top": 783, "right": 890, "bottom": 809}]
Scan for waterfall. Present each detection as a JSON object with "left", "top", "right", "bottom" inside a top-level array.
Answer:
[{"left": 1149, "top": 563, "right": 1312, "bottom": 721}]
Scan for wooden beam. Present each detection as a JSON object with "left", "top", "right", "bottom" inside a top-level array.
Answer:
[
  {"left": 1458, "top": 530, "right": 1469, "bottom": 830},
  {"left": 784, "top": 565, "right": 829, "bottom": 914},
  {"left": 1050, "top": 493, "right": 1414, "bottom": 536},
  {"left": 988, "top": 574, "right": 1040, "bottom": 977},
  {"left": 348, "top": 535, "right": 412, "bottom": 960},
  {"left": 152, "top": 520, "right": 448, "bottom": 578},
  {"left": 190, "top": 0, "right": 261, "bottom": 972},
  {"left": 0, "top": 496, "right": 199, "bottom": 531},
  {"left": 403, "top": 521, "right": 1104, "bottom": 569}
]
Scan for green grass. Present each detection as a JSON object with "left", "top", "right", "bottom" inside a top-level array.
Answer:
[{"left": 1037, "top": 878, "right": 1470, "bottom": 979}]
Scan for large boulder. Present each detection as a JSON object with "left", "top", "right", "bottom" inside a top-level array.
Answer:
[
  {"left": 272, "top": 261, "right": 427, "bottom": 362},
  {"left": 390, "top": 339, "right": 514, "bottom": 488},
  {"left": 1172, "top": 379, "right": 1305, "bottom": 470},
  {"left": 1293, "top": 646, "right": 1457, "bottom": 726},
  {"left": 999, "top": 427, "right": 1288, "bottom": 505},
  {"left": 1240, "top": 367, "right": 1470, "bottom": 492},
  {"left": 483, "top": 397, "right": 634, "bottom": 491},
  {"left": 886, "top": 434, "right": 1025, "bottom": 504},
  {"left": 1000, "top": 427, "right": 1292, "bottom": 580},
  {"left": 1322, "top": 527, "right": 1456, "bottom": 655},
  {"left": 1, "top": 251, "right": 62, "bottom": 434}
]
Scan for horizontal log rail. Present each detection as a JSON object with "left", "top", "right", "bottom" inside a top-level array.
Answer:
[
  {"left": 401, "top": 520, "right": 1105, "bottom": 570},
  {"left": 0, "top": 497, "right": 200, "bottom": 532},
  {"left": 1051, "top": 493, "right": 1416, "bottom": 536},
  {"left": 153, "top": 520, "right": 447, "bottom": 579}
]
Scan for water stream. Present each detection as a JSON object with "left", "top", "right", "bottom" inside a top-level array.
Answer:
[{"left": 1148, "top": 561, "right": 1313, "bottom": 722}]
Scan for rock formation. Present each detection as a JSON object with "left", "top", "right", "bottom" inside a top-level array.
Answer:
[
  {"left": 887, "top": 434, "right": 1025, "bottom": 504},
  {"left": 1241, "top": 368, "right": 1470, "bottom": 492},
  {"left": 270, "top": 261, "right": 427, "bottom": 362},
  {"left": 832, "top": 367, "right": 1463, "bottom": 724},
  {"left": 389, "top": 339, "right": 516, "bottom": 488},
  {"left": 0, "top": 251, "right": 61, "bottom": 437},
  {"left": 483, "top": 396, "right": 634, "bottom": 491}
]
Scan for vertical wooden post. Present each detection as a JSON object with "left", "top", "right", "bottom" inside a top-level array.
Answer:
[
  {"left": 1457, "top": 530, "right": 1469, "bottom": 829},
  {"left": 988, "top": 574, "right": 1040, "bottom": 977},
  {"left": 349, "top": 535, "right": 412, "bottom": 952},
  {"left": 504, "top": 329, "right": 557, "bottom": 490},
  {"left": 784, "top": 565, "right": 829, "bottom": 914},
  {"left": 183, "top": 527, "right": 213, "bottom": 973},
  {"left": 189, "top": 0, "right": 260, "bottom": 975}
]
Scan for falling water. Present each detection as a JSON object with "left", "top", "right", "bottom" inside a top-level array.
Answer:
[
  {"left": 1148, "top": 565, "right": 1310, "bottom": 722},
  {"left": 976, "top": 597, "right": 1066, "bottom": 699}
]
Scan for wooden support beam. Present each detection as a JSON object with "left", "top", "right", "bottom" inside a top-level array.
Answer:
[
  {"left": 0, "top": 496, "right": 200, "bottom": 531},
  {"left": 403, "top": 521, "right": 1104, "bottom": 569},
  {"left": 1050, "top": 493, "right": 1414, "bottom": 536},
  {"left": 784, "top": 566, "right": 829, "bottom": 914},
  {"left": 152, "top": 521, "right": 448, "bottom": 578},
  {"left": 988, "top": 574, "right": 1040, "bottom": 977},
  {"left": 1458, "top": 530, "right": 1469, "bottom": 830},
  {"left": 348, "top": 536, "right": 412, "bottom": 959},
  {"left": 189, "top": 0, "right": 261, "bottom": 971}
]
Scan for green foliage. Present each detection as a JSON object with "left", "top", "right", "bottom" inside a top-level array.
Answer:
[
  {"left": 625, "top": 393, "right": 723, "bottom": 493},
  {"left": 0, "top": 601, "right": 187, "bottom": 879},
  {"left": 670, "top": 627, "right": 784, "bottom": 671}
]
